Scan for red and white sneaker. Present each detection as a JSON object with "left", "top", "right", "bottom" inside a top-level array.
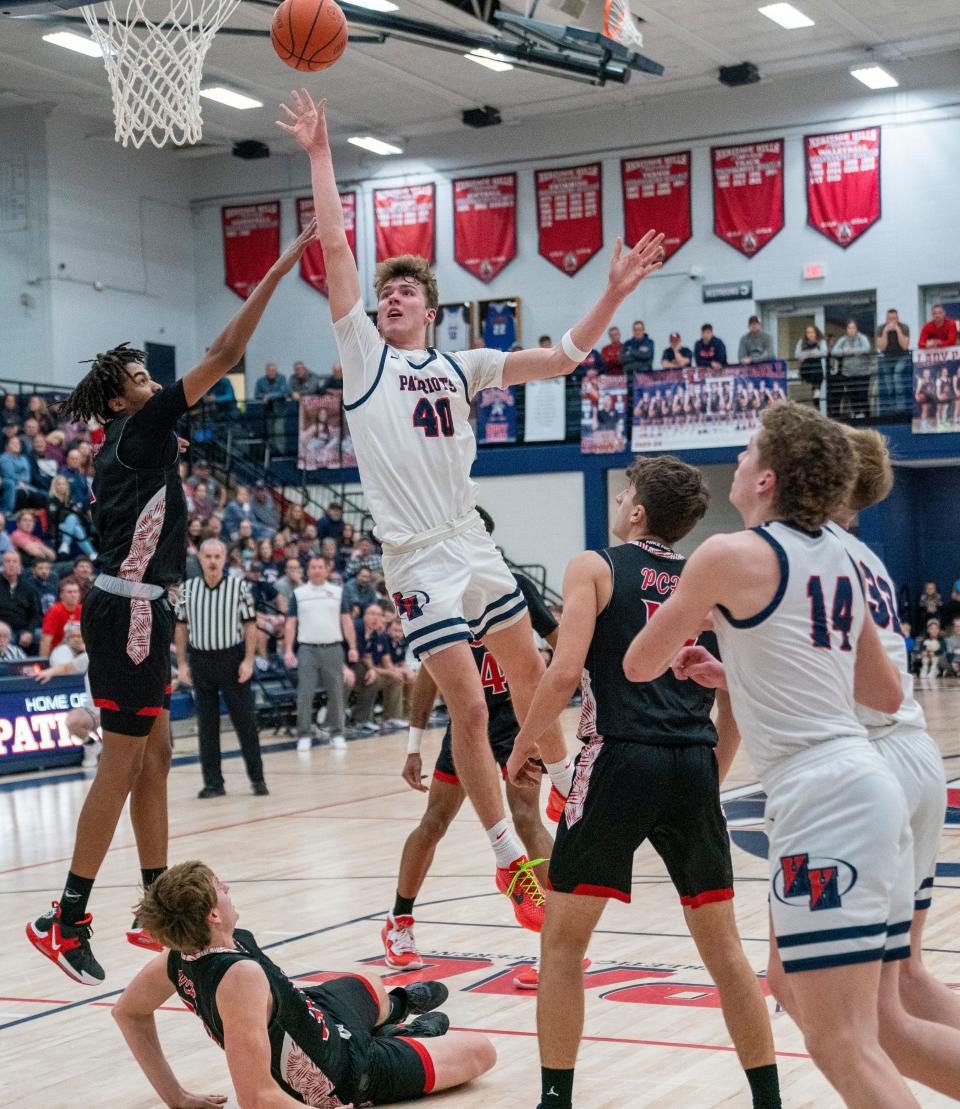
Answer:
[
  {"left": 496, "top": 856, "right": 546, "bottom": 933},
  {"left": 545, "top": 784, "right": 567, "bottom": 823},
  {"left": 381, "top": 914, "right": 424, "bottom": 970},
  {"left": 127, "top": 921, "right": 163, "bottom": 952},
  {"left": 26, "top": 902, "right": 105, "bottom": 985},
  {"left": 513, "top": 957, "right": 591, "bottom": 990}
]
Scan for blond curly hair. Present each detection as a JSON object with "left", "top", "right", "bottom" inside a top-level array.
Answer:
[
  {"left": 373, "top": 255, "right": 438, "bottom": 310},
  {"left": 844, "top": 427, "right": 894, "bottom": 512},
  {"left": 755, "top": 402, "right": 855, "bottom": 530}
]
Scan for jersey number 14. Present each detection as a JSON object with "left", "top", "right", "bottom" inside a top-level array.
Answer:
[{"left": 806, "top": 575, "right": 854, "bottom": 651}]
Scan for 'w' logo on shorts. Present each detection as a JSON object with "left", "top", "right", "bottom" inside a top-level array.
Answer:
[
  {"left": 776, "top": 853, "right": 853, "bottom": 911},
  {"left": 392, "top": 590, "right": 430, "bottom": 620}
]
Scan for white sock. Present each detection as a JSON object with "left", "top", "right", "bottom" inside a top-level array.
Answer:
[
  {"left": 545, "top": 757, "right": 575, "bottom": 798},
  {"left": 487, "top": 819, "right": 524, "bottom": 868}
]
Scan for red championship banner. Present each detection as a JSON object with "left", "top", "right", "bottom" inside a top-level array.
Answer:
[
  {"left": 806, "top": 128, "right": 881, "bottom": 248},
  {"left": 296, "top": 193, "right": 356, "bottom": 296},
  {"left": 221, "top": 202, "right": 280, "bottom": 299},
  {"left": 711, "top": 140, "right": 784, "bottom": 257},
  {"left": 535, "top": 162, "right": 603, "bottom": 276},
  {"left": 453, "top": 174, "right": 516, "bottom": 282},
  {"left": 373, "top": 184, "right": 435, "bottom": 263},
  {"left": 621, "top": 151, "right": 691, "bottom": 261}
]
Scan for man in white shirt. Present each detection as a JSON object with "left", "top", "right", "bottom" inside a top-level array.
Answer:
[
  {"left": 278, "top": 89, "right": 664, "bottom": 931},
  {"left": 284, "top": 556, "right": 358, "bottom": 751}
]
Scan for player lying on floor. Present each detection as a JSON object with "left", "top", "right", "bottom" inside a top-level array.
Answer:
[{"left": 113, "top": 861, "right": 496, "bottom": 1108}]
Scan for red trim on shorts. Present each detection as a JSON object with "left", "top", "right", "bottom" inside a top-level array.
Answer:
[
  {"left": 680, "top": 888, "right": 734, "bottom": 909},
  {"left": 432, "top": 769, "right": 460, "bottom": 785},
  {"left": 93, "top": 698, "right": 120, "bottom": 711},
  {"left": 135, "top": 706, "right": 163, "bottom": 717},
  {"left": 546, "top": 879, "right": 631, "bottom": 904},
  {"left": 397, "top": 1035, "right": 436, "bottom": 1094}
]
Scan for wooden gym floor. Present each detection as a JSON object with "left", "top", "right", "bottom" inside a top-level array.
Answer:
[{"left": 1, "top": 686, "right": 959, "bottom": 1107}]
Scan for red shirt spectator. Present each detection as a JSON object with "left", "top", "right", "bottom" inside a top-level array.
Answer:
[
  {"left": 40, "top": 580, "right": 82, "bottom": 656},
  {"left": 600, "top": 326, "right": 623, "bottom": 372},
  {"left": 918, "top": 305, "right": 958, "bottom": 349}
]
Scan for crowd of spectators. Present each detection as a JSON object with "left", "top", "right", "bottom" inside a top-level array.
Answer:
[{"left": 904, "top": 576, "right": 960, "bottom": 682}]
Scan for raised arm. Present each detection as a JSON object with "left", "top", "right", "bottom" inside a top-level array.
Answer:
[
  {"left": 113, "top": 955, "right": 227, "bottom": 1109},
  {"left": 181, "top": 222, "right": 317, "bottom": 409},
  {"left": 277, "top": 90, "right": 361, "bottom": 321},
  {"left": 501, "top": 234, "right": 664, "bottom": 387}
]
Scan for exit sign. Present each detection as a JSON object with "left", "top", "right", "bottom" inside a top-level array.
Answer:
[{"left": 803, "top": 263, "right": 825, "bottom": 280}]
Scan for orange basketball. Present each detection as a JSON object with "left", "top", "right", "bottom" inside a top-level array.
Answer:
[{"left": 271, "top": 0, "right": 348, "bottom": 72}]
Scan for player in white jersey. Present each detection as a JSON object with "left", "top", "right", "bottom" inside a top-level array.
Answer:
[
  {"left": 277, "top": 89, "right": 665, "bottom": 933},
  {"left": 622, "top": 403, "right": 917, "bottom": 1108}
]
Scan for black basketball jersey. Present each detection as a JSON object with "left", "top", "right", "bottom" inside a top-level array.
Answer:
[
  {"left": 580, "top": 540, "right": 718, "bottom": 747},
  {"left": 443, "top": 572, "right": 558, "bottom": 746},
  {"left": 168, "top": 928, "right": 359, "bottom": 1104},
  {"left": 93, "top": 383, "right": 189, "bottom": 587}
]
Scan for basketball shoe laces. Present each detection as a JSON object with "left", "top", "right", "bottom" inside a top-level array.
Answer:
[
  {"left": 388, "top": 920, "right": 417, "bottom": 954},
  {"left": 503, "top": 858, "right": 547, "bottom": 906},
  {"left": 46, "top": 901, "right": 94, "bottom": 950}
]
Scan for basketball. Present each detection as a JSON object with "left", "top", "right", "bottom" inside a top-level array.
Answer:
[{"left": 271, "top": 0, "right": 348, "bottom": 72}]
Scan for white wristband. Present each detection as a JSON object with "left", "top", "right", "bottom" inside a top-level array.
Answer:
[
  {"left": 561, "top": 329, "right": 590, "bottom": 364},
  {"left": 407, "top": 726, "right": 425, "bottom": 755}
]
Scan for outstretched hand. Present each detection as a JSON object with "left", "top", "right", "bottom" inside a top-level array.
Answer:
[
  {"left": 607, "top": 231, "right": 666, "bottom": 299},
  {"left": 276, "top": 88, "right": 329, "bottom": 154},
  {"left": 273, "top": 218, "right": 318, "bottom": 276}
]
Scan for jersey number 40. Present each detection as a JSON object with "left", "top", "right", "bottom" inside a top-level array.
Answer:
[{"left": 413, "top": 397, "right": 454, "bottom": 438}]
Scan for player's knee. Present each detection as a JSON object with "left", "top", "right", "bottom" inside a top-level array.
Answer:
[
  {"left": 419, "top": 807, "right": 454, "bottom": 842},
  {"left": 457, "top": 1033, "right": 497, "bottom": 1078},
  {"left": 802, "top": 1024, "right": 859, "bottom": 1074},
  {"left": 451, "top": 697, "right": 488, "bottom": 738},
  {"left": 143, "top": 739, "right": 173, "bottom": 778}
]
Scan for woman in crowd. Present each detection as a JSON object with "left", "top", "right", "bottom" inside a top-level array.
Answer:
[
  {"left": 1, "top": 393, "right": 21, "bottom": 432},
  {"left": 255, "top": 537, "right": 280, "bottom": 582},
  {"left": 47, "top": 474, "right": 97, "bottom": 559},
  {"left": 10, "top": 509, "right": 57, "bottom": 567},
  {"left": 795, "top": 324, "right": 828, "bottom": 404},
  {"left": 26, "top": 395, "right": 55, "bottom": 434},
  {"left": 338, "top": 521, "right": 355, "bottom": 570}
]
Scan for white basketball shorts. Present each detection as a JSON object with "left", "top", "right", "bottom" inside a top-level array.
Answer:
[
  {"left": 766, "top": 738, "right": 913, "bottom": 973},
  {"left": 873, "top": 729, "right": 946, "bottom": 911},
  {"left": 383, "top": 520, "right": 527, "bottom": 660}
]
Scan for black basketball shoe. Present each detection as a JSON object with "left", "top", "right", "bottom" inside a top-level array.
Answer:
[{"left": 26, "top": 902, "right": 105, "bottom": 985}]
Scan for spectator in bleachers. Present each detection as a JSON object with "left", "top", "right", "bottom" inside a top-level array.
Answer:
[
  {"left": 875, "top": 308, "right": 911, "bottom": 414},
  {"left": 918, "top": 618, "right": 946, "bottom": 682},
  {"left": 0, "top": 619, "right": 26, "bottom": 661},
  {"left": 386, "top": 615, "right": 416, "bottom": 687},
  {"left": 350, "top": 602, "right": 400, "bottom": 733},
  {"left": 191, "top": 482, "right": 217, "bottom": 523},
  {"left": 0, "top": 550, "right": 41, "bottom": 651},
  {"left": 1, "top": 436, "right": 45, "bottom": 514},
  {"left": 296, "top": 524, "right": 320, "bottom": 564},
  {"left": 62, "top": 556, "right": 94, "bottom": 602},
  {"left": 27, "top": 557, "right": 59, "bottom": 614},
  {"left": 222, "top": 485, "right": 256, "bottom": 540},
  {"left": 43, "top": 429, "right": 67, "bottom": 468},
  {"left": 918, "top": 304, "right": 958, "bottom": 349},
  {"left": 795, "top": 324, "right": 828, "bottom": 404},
  {"left": 945, "top": 617, "right": 960, "bottom": 665},
  {"left": 600, "top": 326, "right": 623, "bottom": 372},
  {"left": 61, "top": 447, "right": 90, "bottom": 506},
  {"left": 338, "top": 521, "right": 356, "bottom": 562},
  {"left": 830, "top": 319, "right": 872, "bottom": 419},
  {"left": 47, "top": 474, "right": 96, "bottom": 558},
  {"left": 918, "top": 581, "right": 942, "bottom": 627},
  {"left": 319, "top": 537, "right": 341, "bottom": 573},
  {"left": 39, "top": 578, "right": 82, "bottom": 658},
  {"left": 25, "top": 395, "right": 54, "bottom": 434},
  {"left": 947, "top": 573, "right": 960, "bottom": 624},
  {"left": 318, "top": 361, "right": 346, "bottom": 392},
  {"left": 186, "top": 516, "right": 204, "bottom": 552},
  {"left": 345, "top": 535, "right": 382, "bottom": 579},
  {"left": 203, "top": 376, "right": 239, "bottom": 421},
  {"left": 32, "top": 433, "right": 59, "bottom": 485},
  {"left": 10, "top": 509, "right": 56, "bottom": 567},
  {"left": 47, "top": 621, "right": 85, "bottom": 669},
  {"left": 693, "top": 324, "right": 728, "bottom": 370},
  {"left": 621, "top": 320, "right": 656, "bottom": 374},
  {"left": 660, "top": 332, "right": 692, "bottom": 370},
  {"left": 275, "top": 555, "right": 304, "bottom": 603},
  {"left": 317, "top": 501, "right": 345, "bottom": 543},
  {"left": 0, "top": 514, "right": 11, "bottom": 556},
  {"left": 283, "top": 502, "right": 307, "bottom": 537},
  {"left": 342, "top": 565, "right": 378, "bottom": 618},
  {"left": 738, "top": 315, "right": 775, "bottom": 364},
  {"left": 251, "top": 480, "right": 279, "bottom": 536},
  {"left": 255, "top": 538, "right": 281, "bottom": 582},
  {"left": 289, "top": 360, "right": 321, "bottom": 400},
  {"left": 187, "top": 457, "right": 226, "bottom": 508},
  {"left": 1, "top": 393, "right": 21, "bottom": 433},
  {"left": 245, "top": 561, "right": 287, "bottom": 662},
  {"left": 254, "top": 361, "right": 289, "bottom": 403}
]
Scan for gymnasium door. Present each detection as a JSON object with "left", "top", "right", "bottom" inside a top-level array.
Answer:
[{"left": 145, "top": 342, "right": 176, "bottom": 387}]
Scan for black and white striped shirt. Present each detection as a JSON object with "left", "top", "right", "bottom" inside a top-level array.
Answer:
[{"left": 176, "top": 574, "right": 256, "bottom": 651}]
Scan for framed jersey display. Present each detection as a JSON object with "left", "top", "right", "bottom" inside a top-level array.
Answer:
[
  {"left": 433, "top": 303, "right": 472, "bottom": 352},
  {"left": 478, "top": 298, "right": 521, "bottom": 352}
]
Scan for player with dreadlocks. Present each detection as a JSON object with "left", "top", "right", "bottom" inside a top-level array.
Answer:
[{"left": 25, "top": 220, "right": 317, "bottom": 987}]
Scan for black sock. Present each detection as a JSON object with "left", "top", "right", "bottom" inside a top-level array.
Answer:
[
  {"left": 745, "top": 1064, "right": 781, "bottom": 1109},
  {"left": 141, "top": 867, "right": 166, "bottom": 890},
  {"left": 540, "top": 1067, "right": 574, "bottom": 1109},
  {"left": 392, "top": 893, "right": 415, "bottom": 917},
  {"left": 60, "top": 872, "right": 95, "bottom": 925},
  {"left": 387, "top": 987, "right": 408, "bottom": 1025}
]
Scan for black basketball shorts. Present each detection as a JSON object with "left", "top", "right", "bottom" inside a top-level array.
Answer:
[
  {"left": 433, "top": 719, "right": 517, "bottom": 784},
  {"left": 82, "top": 588, "right": 174, "bottom": 738},
  {"left": 306, "top": 976, "right": 434, "bottom": 1102},
  {"left": 548, "top": 738, "right": 734, "bottom": 906}
]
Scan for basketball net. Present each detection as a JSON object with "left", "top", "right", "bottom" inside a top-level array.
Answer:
[
  {"left": 81, "top": 0, "right": 241, "bottom": 148},
  {"left": 603, "top": 0, "right": 643, "bottom": 50}
]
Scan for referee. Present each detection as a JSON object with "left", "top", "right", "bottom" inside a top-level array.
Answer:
[{"left": 175, "top": 539, "right": 268, "bottom": 799}]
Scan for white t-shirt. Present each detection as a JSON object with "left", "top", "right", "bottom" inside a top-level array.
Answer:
[
  {"left": 50, "top": 645, "right": 88, "bottom": 670},
  {"left": 334, "top": 300, "right": 506, "bottom": 546}
]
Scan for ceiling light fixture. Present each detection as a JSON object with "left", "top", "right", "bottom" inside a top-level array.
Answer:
[
  {"left": 850, "top": 65, "right": 898, "bottom": 89},
  {"left": 200, "top": 86, "right": 263, "bottom": 110},
  {"left": 464, "top": 48, "right": 514, "bottom": 73},
  {"left": 42, "top": 30, "right": 103, "bottom": 57},
  {"left": 348, "top": 135, "right": 404, "bottom": 156},
  {"left": 758, "top": 3, "right": 814, "bottom": 30}
]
